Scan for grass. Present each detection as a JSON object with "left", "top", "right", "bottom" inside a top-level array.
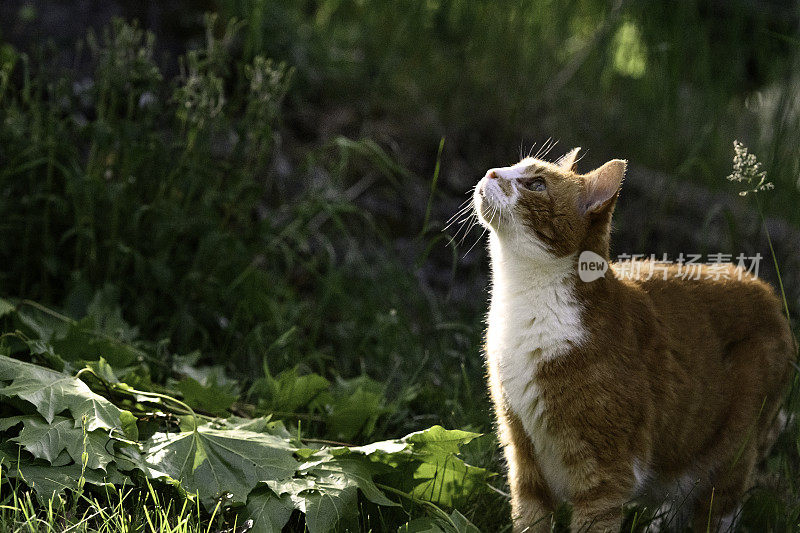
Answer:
[
  {"left": 0, "top": 1, "right": 798, "bottom": 531},
  {"left": 0, "top": 471, "right": 220, "bottom": 533}
]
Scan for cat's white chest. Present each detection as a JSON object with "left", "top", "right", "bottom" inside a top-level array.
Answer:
[{"left": 486, "top": 247, "right": 585, "bottom": 500}]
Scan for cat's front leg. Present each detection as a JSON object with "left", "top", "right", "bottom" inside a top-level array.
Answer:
[
  {"left": 508, "top": 466, "right": 554, "bottom": 533},
  {"left": 570, "top": 507, "right": 622, "bottom": 532},
  {"left": 501, "top": 412, "right": 557, "bottom": 533},
  {"left": 508, "top": 457, "right": 554, "bottom": 533},
  {"left": 569, "top": 483, "right": 629, "bottom": 532}
]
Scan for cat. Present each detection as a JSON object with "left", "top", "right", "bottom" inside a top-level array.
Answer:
[{"left": 472, "top": 148, "right": 794, "bottom": 532}]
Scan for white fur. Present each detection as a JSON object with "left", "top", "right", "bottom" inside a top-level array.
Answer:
[
  {"left": 632, "top": 458, "right": 653, "bottom": 496},
  {"left": 639, "top": 468, "right": 701, "bottom": 530},
  {"left": 489, "top": 158, "right": 535, "bottom": 182},
  {"left": 475, "top": 162, "right": 552, "bottom": 260},
  {"left": 718, "top": 506, "right": 741, "bottom": 532},
  {"left": 477, "top": 169, "right": 586, "bottom": 501}
]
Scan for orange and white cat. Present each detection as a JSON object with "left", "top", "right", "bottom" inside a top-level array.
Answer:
[{"left": 473, "top": 148, "right": 794, "bottom": 532}]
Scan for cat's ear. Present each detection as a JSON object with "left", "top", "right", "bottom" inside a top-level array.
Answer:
[
  {"left": 582, "top": 159, "right": 626, "bottom": 214},
  {"left": 556, "top": 147, "right": 581, "bottom": 171}
]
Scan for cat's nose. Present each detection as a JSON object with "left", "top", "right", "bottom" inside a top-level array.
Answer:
[{"left": 486, "top": 170, "right": 499, "bottom": 180}]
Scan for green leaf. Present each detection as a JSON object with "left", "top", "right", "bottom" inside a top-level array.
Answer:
[
  {"left": 301, "top": 481, "right": 358, "bottom": 533},
  {"left": 252, "top": 366, "right": 329, "bottom": 413},
  {"left": 300, "top": 453, "right": 397, "bottom": 507},
  {"left": 223, "top": 416, "right": 297, "bottom": 441},
  {"left": 9, "top": 296, "right": 142, "bottom": 366},
  {"left": 84, "top": 358, "right": 120, "bottom": 384},
  {"left": 23, "top": 339, "right": 64, "bottom": 371},
  {"left": 2, "top": 460, "right": 127, "bottom": 502},
  {"left": 173, "top": 352, "right": 234, "bottom": 387},
  {"left": 265, "top": 447, "right": 400, "bottom": 532},
  {"left": 50, "top": 319, "right": 140, "bottom": 366},
  {"left": 14, "top": 308, "right": 68, "bottom": 342},
  {"left": 407, "top": 454, "right": 487, "bottom": 508},
  {"left": 347, "top": 439, "right": 409, "bottom": 456},
  {"left": 313, "top": 375, "right": 389, "bottom": 441},
  {"left": 264, "top": 476, "right": 315, "bottom": 500},
  {"left": 13, "top": 416, "right": 115, "bottom": 470},
  {"left": 266, "top": 474, "right": 359, "bottom": 533},
  {"left": 144, "top": 426, "right": 298, "bottom": 506},
  {"left": 324, "top": 385, "right": 386, "bottom": 441},
  {"left": 405, "top": 426, "right": 481, "bottom": 455},
  {"left": 241, "top": 487, "right": 294, "bottom": 533},
  {"left": 84, "top": 286, "right": 139, "bottom": 342},
  {"left": 448, "top": 510, "right": 480, "bottom": 533},
  {"left": 119, "top": 410, "right": 139, "bottom": 441},
  {"left": 0, "top": 298, "right": 15, "bottom": 318},
  {"left": 398, "top": 517, "right": 449, "bottom": 533},
  {"left": 0, "top": 355, "right": 124, "bottom": 432},
  {"left": 363, "top": 426, "right": 489, "bottom": 509},
  {"left": 397, "top": 511, "right": 479, "bottom": 533},
  {"left": 266, "top": 473, "right": 360, "bottom": 533},
  {"left": 175, "top": 377, "right": 237, "bottom": 416},
  {"left": 0, "top": 416, "right": 26, "bottom": 431}
]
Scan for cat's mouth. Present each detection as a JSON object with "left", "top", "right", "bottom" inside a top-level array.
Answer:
[{"left": 475, "top": 174, "right": 514, "bottom": 229}]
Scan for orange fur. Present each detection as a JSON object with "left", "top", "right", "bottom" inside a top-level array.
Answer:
[{"left": 473, "top": 150, "right": 794, "bottom": 532}]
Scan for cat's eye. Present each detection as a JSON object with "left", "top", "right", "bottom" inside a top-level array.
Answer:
[{"left": 524, "top": 178, "right": 546, "bottom": 192}]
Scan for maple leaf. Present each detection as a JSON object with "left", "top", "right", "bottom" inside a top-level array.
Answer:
[
  {"left": 13, "top": 416, "right": 115, "bottom": 470},
  {"left": 3, "top": 461, "right": 126, "bottom": 502},
  {"left": 0, "top": 355, "right": 125, "bottom": 432},
  {"left": 144, "top": 426, "right": 298, "bottom": 506},
  {"left": 242, "top": 487, "right": 295, "bottom": 533}
]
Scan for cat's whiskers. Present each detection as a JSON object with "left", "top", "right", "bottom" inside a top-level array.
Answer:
[
  {"left": 443, "top": 189, "right": 481, "bottom": 249},
  {"left": 449, "top": 214, "right": 477, "bottom": 246},
  {"left": 463, "top": 225, "right": 488, "bottom": 258},
  {"left": 533, "top": 138, "right": 558, "bottom": 161},
  {"left": 443, "top": 201, "right": 475, "bottom": 231},
  {"left": 443, "top": 211, "right": 472, "bottom": 234},
  {"left": 444, "top": 186, "right": 477, "bottom": 223},
  {"left": 459, "top": 211, "right": 481, "bottom": 244},
  {"left": 455, "top": 211, "right": 484, "bottom": 253},
  {"left": 444, "top": 213, "right": 472, "bottom": 234},
  {"left": 450, "top": 194, "right": 473, "bottom": 212},
  {"left": 446, "top": 200, "right": 479, "bottom": 248},
  {"left": 463, "top": 202, "right": 500, "bottom": 257}
]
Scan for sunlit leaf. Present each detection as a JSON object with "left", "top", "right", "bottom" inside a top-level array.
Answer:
[
  {"left": 0, "top": 355, "right": 124, "bottom": 431},
  {"left": 144, "top": 426, "right": 298, "bottom": 505},
  {"left": 242, "top": 487, "right": 295, "bottom": 533},
  {"left": 0, "top": 298, "right": 15, "bottom": 318},
  {"left": 13, "top": 416, "right": 115, "bottom": 470}
]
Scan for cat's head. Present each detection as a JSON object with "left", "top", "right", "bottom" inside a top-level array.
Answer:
[{"left": 473, "top": 148, "right": 626, "bottom": 261}]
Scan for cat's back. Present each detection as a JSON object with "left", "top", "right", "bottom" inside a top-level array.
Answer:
[
  {"left": 614, "top": 260, "right": 787, "bottom": 337},
  {"left": 608, "top": 259, "right": 793, "bottom": 488},
  {"left": 612, "top": 259, "right": 793, "bottom": 396}
]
